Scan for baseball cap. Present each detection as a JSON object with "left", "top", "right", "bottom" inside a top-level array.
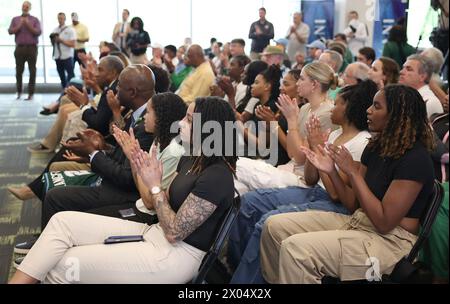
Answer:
[
  {"left": 306, "top": 39, "right": 326, "bottom": 50},
  {"left": 71, "top": 12, "right": 79, "bottom": 22},
  {"left": 274, "top": 38, "right": 289, "bottom": 48},
  {"left": 261, "top": 45, "right": 284, "bottom": 56}
]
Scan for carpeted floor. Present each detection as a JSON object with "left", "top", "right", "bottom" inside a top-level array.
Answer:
[{"left": 0, "top": 93, "right": 59, "bottom": 283}]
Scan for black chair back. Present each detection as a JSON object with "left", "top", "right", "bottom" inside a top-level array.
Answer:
[{"left": 191, "top": 190, "right": 241, "bottom": 284}]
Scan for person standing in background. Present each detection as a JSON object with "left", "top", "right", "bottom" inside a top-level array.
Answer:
[
  {"left": 344, "top": 11, "right": 368, "bottom": 58},
  {"left": 112, "top": 9, "right": 131, "bottom": 55},
  {"left": 71, "top": 12, "right": 89, "bottom": 68},
  {"left": 8, "top": 1, "right": 41, "bottom": 101},
  {"left": 249, "top": 7, "right": 274, "bottom": 61},
  {"left": 51, "top": 12, "right": 76, "bottom": 89},
  {"left": 286, "top": 12, "right": 310, "bottom": 66},
  {"left": 127, "top": 17, "right": 151, "bottom": 64}
]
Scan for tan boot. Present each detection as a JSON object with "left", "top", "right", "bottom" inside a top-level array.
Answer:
[{"left": 7, "top": 186, "right": 36, "bottom": 201}]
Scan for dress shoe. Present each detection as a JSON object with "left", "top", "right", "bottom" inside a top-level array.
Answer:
[
  {"left": 14, "top": 256, "right": 25, "bottom": 269},
  {"left": 14, "top": 235, "right": 39, "bottom": 255},
  {"left": 7, "top": 186, "right": 37, "bottom": 201}
]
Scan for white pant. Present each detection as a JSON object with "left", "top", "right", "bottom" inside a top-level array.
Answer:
[
  {"left": 19, "top": 212, "right": 205, "bottom": 284},
  {"left": 235, "top": 157, "right": 309, "bottom": 195}
]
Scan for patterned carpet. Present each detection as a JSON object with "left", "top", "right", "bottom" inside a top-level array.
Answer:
[{"left": 0, "top": 93, "right": 59, "bottom": 283}]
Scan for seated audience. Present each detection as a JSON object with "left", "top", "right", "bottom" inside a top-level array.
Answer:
[
  {"left": 88, "top": 92, "right": 187, "bottom": 224},
  {"left": 260, "top": 84, "right": 435, "bottom": 284},
  {"left": 9, "top": 97, "right": 237, "bottom": 284},
  {"left": 229, "top": 80, "right": 377, "bottom": 283}
]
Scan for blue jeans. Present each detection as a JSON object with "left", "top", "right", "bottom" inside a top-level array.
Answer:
[
  {"left": 228, "top": 186, "right": 350, "bottom": 284},
  {"left": 55, "top": 57, "right": 74, "bottom": 89}
]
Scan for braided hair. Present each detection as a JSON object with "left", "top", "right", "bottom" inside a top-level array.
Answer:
[
  {"left": 367, "top": 84, "right": 435, "bottom": 159},
  {"left": 190, "top": 97, "right": 238, "bottom": 176}
]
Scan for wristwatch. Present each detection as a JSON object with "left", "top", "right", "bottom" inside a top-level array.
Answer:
[{"left": 151, "top": 186, "right": 162, "bottom": 195}]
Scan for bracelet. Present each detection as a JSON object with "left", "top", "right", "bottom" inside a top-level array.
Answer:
[{"left": 287, "top": 128, "right": 298, "bottom": 134}]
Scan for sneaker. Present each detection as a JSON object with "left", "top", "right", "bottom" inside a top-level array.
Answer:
[
  {"left": 25, "top": 95, "right": 34, "bottom": 101},
  {"left": 27, "top": 143, "right": 53, "bottom": 153},
  {"left": 13, "top": 256, "right": 25, "bottom": 269},
  {"left": 8, "top": 186, "right": 37, "bottom": 201},
  {"left": 14, "top": 236, "right": 39, "bottom": 255}
]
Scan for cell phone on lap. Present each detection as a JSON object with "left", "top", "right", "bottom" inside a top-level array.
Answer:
[{"left": 104, "top": 235, "right": 144, "bottom": 245}]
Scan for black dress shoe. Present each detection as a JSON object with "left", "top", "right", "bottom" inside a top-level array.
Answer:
[
  {"left": 14, "top": 235, "right": 39, "bottom": 255},
  {"left": 40, "top": 108, "right": 53, "bottom": 116},
  {"left": 14, "top": 256, "right": 25, "bottom": 269}
]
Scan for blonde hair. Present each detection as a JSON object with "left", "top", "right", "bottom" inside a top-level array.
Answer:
[{"left": 303, "top": 61, "right": 338, "bottom": 92}]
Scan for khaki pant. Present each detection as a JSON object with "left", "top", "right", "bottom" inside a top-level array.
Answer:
[
  {"left": 18, "top": 211, "right": 205, "bottom": 284},
  {"left": 260, "top": 209, "right": 417, "bottom": 284},
  {"left": 42, "top": 98, "right": 78, "bottom": 150},
  {"left": 49, "top": 161, "right": 90, "bottom": 172}
]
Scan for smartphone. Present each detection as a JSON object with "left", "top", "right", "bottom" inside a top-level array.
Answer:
[
  {"left": 119, "top": 208, "right": 137, "bottom": 218},
  {"left": 104, "top": 235, "right": 144, "bottom": 245}
]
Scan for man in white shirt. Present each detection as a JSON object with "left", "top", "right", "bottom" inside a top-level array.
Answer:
[
  {"left": 112, "top": 9, "right": 131, "bottom": 54},
  {"left": 51, "top": 12, "right": 76, "bottom": 89},
  {"left": 343, "top": 11, "right": 368, "bottom": 57},
  {"left": 286, "top": 12, "right": 310, "bottom": 65},
  {"left": 399, "top": 54, "right": 444, "bottom": 120}
]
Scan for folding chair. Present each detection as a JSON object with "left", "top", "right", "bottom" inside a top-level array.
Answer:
[{"left": 190, "top": 190, "right": 241, "bottom": 284}]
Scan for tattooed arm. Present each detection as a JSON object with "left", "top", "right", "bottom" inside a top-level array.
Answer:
[
  {"left": 152, "top": 192, "right": 217, "bottom": 243},
  {"left": 132, "top": 147, "right": 218, "bottom": 243}
]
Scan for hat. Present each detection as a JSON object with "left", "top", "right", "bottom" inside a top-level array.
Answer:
[
  {"left": 71, "top": 12, "right": 79, "bottom": 21},
  {"left": 261, "top": 45, "right": 284, "bottom": 56},
  {"left": 306, "top": 39, "right": 326, "bottom": 50},
  {"left": 274, "top": 38, "right": 289, "bottom": 48},
  {"left": 151, "top": 43, "right": 163, "bottom": 50}
]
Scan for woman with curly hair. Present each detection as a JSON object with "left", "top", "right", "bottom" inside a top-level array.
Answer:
[
  {"left": 261, "top": 84, "right": 435, "bottom": 283},
  {"left": 10, "top": 97, "right": 237, "bottom": 284},
  {"left": 88, "top": 92, "right": 187, "bottom": 224}
]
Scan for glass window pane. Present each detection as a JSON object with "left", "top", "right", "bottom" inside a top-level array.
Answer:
[
  {"left": 41, "top": 0, "right": 117, "bottom": 82},
  {"left": 191, "top": 0, "right": 263, "bottom": 52},
  {"left": 118, "top": 0, "right": 191, "bottom": 55},
  {"left": 0, "top": 0, "right": 44, "bottom": 83}
]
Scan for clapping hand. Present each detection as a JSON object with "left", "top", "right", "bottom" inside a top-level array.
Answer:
[
  {"left": 276, "top": 94, "right": 300, "bottom": 124},
  {"left": 62, "top": 150, "right": 89, "bottom": 163},
  {"left": 106, "top": 90, "right": 122, "bottom": 115},
  {"left": 306, "top": 115, "right": 330, "bottom": 150},
  {"left": 327, "top": 144, "right": 358, "bottom": 176},
  {"left": 300, "top": 145, "right": 335, "bottom": 174},
  {"left": 65, "top": 85, "right": 89, "bottom": 107},
  {"left": 112, "top": 125, "right": 140, "bottom": 161},
  {"left": 255, "top": 106, "right": 278, "bottom": 123},
  {"left": 131, "top": 146, "right": 163, "bottom": 190},
  {"left": 62, "top": 129, "right": 106, "bottom": 158}
]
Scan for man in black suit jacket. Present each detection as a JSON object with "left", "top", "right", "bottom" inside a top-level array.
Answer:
[
  {"left": 9, "top": 56, "right": 125, "bottom": 201},
  {"left": 69, "top": 55, "right": 125, "bottom": 136},
  {"left": 39, "top": 65, "right": 156, "bottom": 229}
]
